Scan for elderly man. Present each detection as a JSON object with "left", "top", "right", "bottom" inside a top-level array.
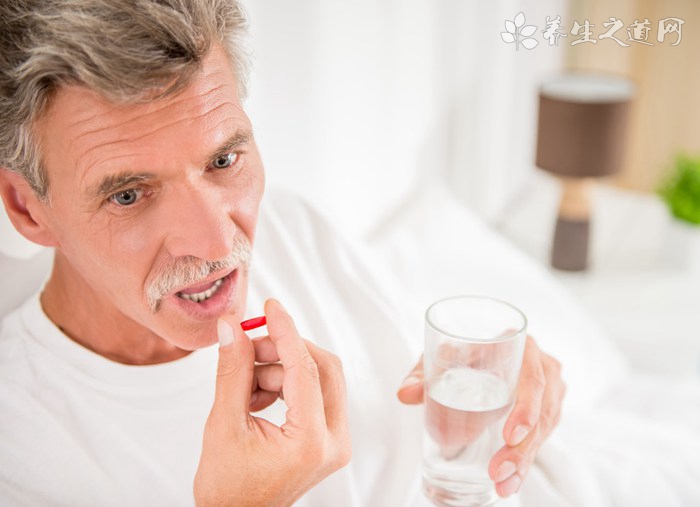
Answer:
[{"left": 0, "top": 1, "right": 564, "bottom": 505}]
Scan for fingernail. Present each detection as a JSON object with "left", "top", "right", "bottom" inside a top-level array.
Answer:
[
  {"left": 499, "top": 473, "right": 522, "bottom": 497},
  {"left": 217, "top": 319, "right": 234, "bottom": 347},
  {"left": 495, "top": 461, "right": 517, "bottom": 483},
  {"left": 249, "top": 391, "right": 259, "bottom": 406},
  {"left": 509, "top": 425, "right": 529, "bottom": 446},
  {"left": 400, "top": 375, "right": 422, "bottom": 390}
]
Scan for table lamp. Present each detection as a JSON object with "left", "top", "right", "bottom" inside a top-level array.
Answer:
[{"left": 535, "top": 73, "right": 635, "bottom": 271}]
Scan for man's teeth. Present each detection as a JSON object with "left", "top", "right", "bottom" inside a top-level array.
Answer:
[{"left": 178, "top": 278, "right": 224, "bottom": 303}]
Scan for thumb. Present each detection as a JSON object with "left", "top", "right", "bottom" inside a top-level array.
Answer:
[
  {"left": 397, "top": 355, "right": 424, "bottom": 405},
  {"left": 212, "top": 318, "right": 255, "bottom": 424}
]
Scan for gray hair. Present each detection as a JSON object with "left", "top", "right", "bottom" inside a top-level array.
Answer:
[{"left": 0, "top": 0, "right": 250, "bottom": 200}]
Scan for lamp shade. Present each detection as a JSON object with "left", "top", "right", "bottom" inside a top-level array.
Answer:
[
  {"left": 536, "top": 74, "right": 635, "bottom": 178},
  {"left": 534, "top": 73, "right": 635, "bottom": 271}
]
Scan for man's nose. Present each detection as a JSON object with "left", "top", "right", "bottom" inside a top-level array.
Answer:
[{"left": 160, "top": 184, "right": 236, "bottom": 262}]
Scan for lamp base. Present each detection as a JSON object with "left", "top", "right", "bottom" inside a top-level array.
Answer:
[{"left": 551, "top": 217, "right": 589, "bottom": 271}]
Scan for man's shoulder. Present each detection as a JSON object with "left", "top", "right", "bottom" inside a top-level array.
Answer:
[
  {"left": 255, "top": 184, "right": 349, "bottom": 264},
  {"left": 0, "top": 297, "right": 34, "bottom": 368},
  {"left": 259, "top": 184, "right": 333, "bottom": 233},
  {"left": 251, "top": 184, "right": 418, "bottom": 352},
  {"left": 0, "top": 294, "right": 51, "bottom": 406},
  {"left": 0, "top": 248, "right": 53, "bottom": 325}
]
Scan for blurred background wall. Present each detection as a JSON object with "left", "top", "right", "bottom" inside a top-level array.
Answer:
[
  {"left": 567, "top": 0, "right": 700, "bottom": 192},
  {"left": 243, "top": 0, "right": 698, "bottom": 239},
  {"left": 244, "top": 0, "right": 568, "bottom": 237}
]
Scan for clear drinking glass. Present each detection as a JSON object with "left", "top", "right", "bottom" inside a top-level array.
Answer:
[{"left": 422, "top": 296, "right": 527, "bottom": 507}]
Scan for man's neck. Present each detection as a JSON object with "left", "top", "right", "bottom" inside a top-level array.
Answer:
[{"left": 41, "top": 253, "right": 191, "bottom": 365}]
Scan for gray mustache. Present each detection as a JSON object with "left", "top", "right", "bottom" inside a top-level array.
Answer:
[{"left": 146, "top": 235, "right": 252, "bottom": 312}]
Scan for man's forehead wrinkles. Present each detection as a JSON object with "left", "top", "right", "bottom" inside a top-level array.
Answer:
[
  {"left": 68, "top": 110, "right": 102, "bottom": 130},
  {"left": 74, "top": 101, "right": 241, "bottom": 177},
  {"left": 63, "top": 87, "right": 106, "bottom": 129},
  {"left": 68, "top": 88, "right": 216, "bottom": 151},
  {"left": 67, "top": 81, "right": 232, "bottom": 158},
  {"left": 80, "top": 152, "right": 147, "bottom": 189}
]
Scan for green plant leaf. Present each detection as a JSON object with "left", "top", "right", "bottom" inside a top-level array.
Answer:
[{"left": 658, "top": 154, "right": 700, "bottom": 225}]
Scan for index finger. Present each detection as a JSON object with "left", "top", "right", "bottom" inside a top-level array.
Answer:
[
  {"left": 251, "top": 322, "right": 347, "bottom": 434},
  {"left": 502, "top": 336, "right": 544, "bottom": 447},
  {"left": 264, "top": 299, "right": 326, "bottom": 433}
]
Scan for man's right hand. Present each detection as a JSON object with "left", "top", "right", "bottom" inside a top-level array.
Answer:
[{"left": 194, "top": 299, "right": 351, "bottom": 507}]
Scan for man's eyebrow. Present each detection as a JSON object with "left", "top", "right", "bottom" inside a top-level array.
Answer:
[
  {"left": 89, "top": 130, "right": 253, "bottom": 199},
  {"left": 91, "top": 172, "right": 156, "bottom": 199},
  {"left": 204, "top": 129, "right": 253, "bottom": 162}
]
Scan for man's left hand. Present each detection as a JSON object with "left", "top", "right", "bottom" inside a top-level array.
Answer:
[{"left": 396, "top": 336, "right": 566, "bottom": 498}]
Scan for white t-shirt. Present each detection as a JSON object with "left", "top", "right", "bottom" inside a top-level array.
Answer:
[{"left": 0, "top": 187, "right": 430, "bottom": 507}]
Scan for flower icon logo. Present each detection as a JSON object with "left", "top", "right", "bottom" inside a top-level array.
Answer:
[{"left": 501, "top": 12, "right": 539, "bottom": 50}]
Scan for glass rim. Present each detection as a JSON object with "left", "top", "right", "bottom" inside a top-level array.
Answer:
[{"left": 425, "top": 295, "right": 527, "bottom": 343}]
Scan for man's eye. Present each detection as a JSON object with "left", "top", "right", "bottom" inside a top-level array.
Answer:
[
  {"left": 211, "top": 152, "right": 238, "bottom": 169},
  {"left": 109, "top": 188, "right": 143, "bottom": 206}
]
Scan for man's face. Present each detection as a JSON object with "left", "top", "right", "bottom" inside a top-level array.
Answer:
[{"left": 33, "top": 45, "right": 265, "bottom": 350}]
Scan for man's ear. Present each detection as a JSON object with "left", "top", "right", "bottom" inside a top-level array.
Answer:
[{"left": 0, "top": 168, "right": 58, "bottom": 247}]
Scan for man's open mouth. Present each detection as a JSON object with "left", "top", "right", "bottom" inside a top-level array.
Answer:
[
  {"left": 164, "top": 269, "right": 238, "bottom": 320},
  {"left": 176, "top": 277, "right": 225, "bottom": 303}
]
